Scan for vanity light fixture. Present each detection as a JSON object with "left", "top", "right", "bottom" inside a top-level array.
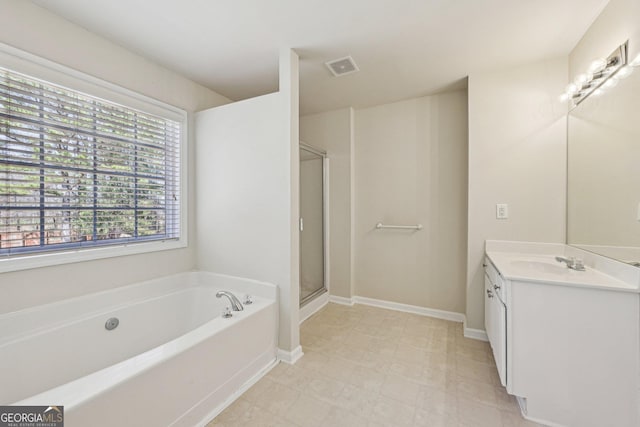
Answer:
[
  {"left": 588, "top": 58, "right": 607, "bottom": 73},
  {"left": 562, "top": 41, "right": 629, "bottom": 107}
]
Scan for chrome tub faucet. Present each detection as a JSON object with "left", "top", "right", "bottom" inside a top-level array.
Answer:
[{"left": 216, "top": 291, "right": 244, "bottom": 311}]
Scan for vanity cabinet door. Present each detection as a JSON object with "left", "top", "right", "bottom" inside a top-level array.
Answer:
[
  {"left": 484, "top": 273, "right": 495, "bottom": 343},
  {"left": 485, "top": 273, "right": 507, "bottom": 386}
]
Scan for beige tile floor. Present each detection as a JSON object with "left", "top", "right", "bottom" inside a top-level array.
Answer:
[{"left": 209, "top": 303, "right": 544, "bottom": 427}]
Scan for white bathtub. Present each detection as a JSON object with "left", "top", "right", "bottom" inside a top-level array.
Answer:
[{"left": 0, "top": 271, "right": 278, "bottom": 427}]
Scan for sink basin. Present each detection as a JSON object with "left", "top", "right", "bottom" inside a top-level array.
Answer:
[{"left": 509, "top": 260, "right": 572, "bottom": 275}]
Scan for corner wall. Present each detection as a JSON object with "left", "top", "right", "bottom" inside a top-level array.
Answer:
[
  {"left": 301, "top": 92, "right": 468, "bottom": 315},
  {"left": 195, "top": 50, "right": 300, "bottom": 355},
  {"left": 466, "top": 58, "right": 567, "bottom": 329},
  {"left": 354, "top": 91, "right": 468, "bottom": 314},
  {"left": 0, "top": 0, "right": 230, "bottom": 314}
]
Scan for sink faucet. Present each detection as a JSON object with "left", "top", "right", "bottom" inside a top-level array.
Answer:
[
  {"left": 555, "top": 256, "right": 586, "bottom": 271},
  {"left": 216, "top": 291, "right": 244, "bottom": 311}
]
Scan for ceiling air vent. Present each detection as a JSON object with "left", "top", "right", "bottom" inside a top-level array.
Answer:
[{"left": 325, "top": 56, "right": 359, "bottom": 77}]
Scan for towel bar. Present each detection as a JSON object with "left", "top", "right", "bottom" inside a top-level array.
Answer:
[{"left": 375, "top": 222, "right": 423, "bottom": 230}]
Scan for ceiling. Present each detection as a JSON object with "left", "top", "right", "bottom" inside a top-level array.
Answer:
[{"left": 33, "top": 0, "right": 609, "bottom": 115}]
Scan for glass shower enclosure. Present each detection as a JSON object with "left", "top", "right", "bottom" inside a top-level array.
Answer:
[{"left": 299, "top": 143, "right": 326, "bottom": 306}]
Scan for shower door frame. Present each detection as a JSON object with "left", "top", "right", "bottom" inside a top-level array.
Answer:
[{"left": 299, "top": 142, "right": 329, "bottom": 307}]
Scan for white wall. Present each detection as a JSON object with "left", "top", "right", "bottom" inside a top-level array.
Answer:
[
  {"left": 282, "top": 49, "right": 301, "bottom": 354},
  {"left": 0, "top": 0, "right": 230, "bottom": 314},
  {"left": 466, "top": 58, "right": 567, "bottom": 329},
  {"left": 354, "top": 91, "right": 468, "bottom": 314},
  {"left": 195, "top": 50, "right": 300, "bottom": 354},
  {"left": 300, "top": 108, "right": 354, "bottom": 298},
  {"left": 195, "top": 93, "right": 286, "bottom": 284}
]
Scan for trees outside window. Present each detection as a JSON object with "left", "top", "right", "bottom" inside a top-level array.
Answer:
[{"left": 0, "top": 68, "right": 180, "bottom": 255}]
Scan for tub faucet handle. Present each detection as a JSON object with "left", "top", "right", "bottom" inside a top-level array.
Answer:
[
  {"left": 244, "top": 294, "right": 253, "bottom": 305},
  {"left": 222, "top": 307, "right": 232, "bottom": 318}
]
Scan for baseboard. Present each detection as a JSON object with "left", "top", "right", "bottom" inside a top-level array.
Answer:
[
  {"left": 277, "top": 345, "right": 304, "bottom": 365},
  {"left": 328, "top": 295, "right": 354, "bottom": 306},
  {"left": 463, "top": 323, "right": 489, "bottom": 341},
  {"left": 300, "top": 292, "right": 329, "bottom": 324},
  {"left": 353, "top": 295, "right": 465, "bottom": 323},
  {"left": 516, "top": 396, "right": 566, "bottom": 427},
  {"left": 516, "top": 396, "right": 527, "bottom": 417},
  {"left": 327, "top": 295, "right": 488, "bottom": 342}
]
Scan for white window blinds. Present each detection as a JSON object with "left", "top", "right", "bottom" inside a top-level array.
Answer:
[{"left": 0, "top": 67, "right": 181, "bottom": 256}]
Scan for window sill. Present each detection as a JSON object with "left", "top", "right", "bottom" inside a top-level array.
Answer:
[{"left": 0, "top": 238, "right": 187, "bottom": 274}]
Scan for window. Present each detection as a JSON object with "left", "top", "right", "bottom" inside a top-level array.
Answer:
[{"left": 0, "top": 66, "right": 183, "bottom": 263}]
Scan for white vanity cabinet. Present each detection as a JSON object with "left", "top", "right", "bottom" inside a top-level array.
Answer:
[{"left": 484, "top": 242, "right": 640, "bottom": 427}]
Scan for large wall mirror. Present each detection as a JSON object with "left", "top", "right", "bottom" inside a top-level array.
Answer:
[{"left": 567, "top": 52, "right": 640, "bottom": 264}]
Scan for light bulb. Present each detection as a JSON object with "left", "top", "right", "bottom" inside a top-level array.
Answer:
[
  {"left": 575, "top": 73, "right": 588, "bottom": 85},
  {"left": 602, "top": 78, "right": 618, "bottom": 89},
  {"left": 566, "top": 83, "right": 578, "bottom": 94},
  {"left": 588, "top": 58, "right": 607, "bottom": 73},
  {"left": 592, "top": 88, "right": 603, "bottom": 97},
  {"left": 559, "top": 93, "right": 569, "bottom": 102}
]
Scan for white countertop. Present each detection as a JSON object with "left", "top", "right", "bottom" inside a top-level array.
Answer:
[{"left": 485, "top": 241, "right": 640, "bottom": 293}]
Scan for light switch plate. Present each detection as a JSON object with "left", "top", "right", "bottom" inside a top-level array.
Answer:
[{"left": 496, "top": 204, "right": 509, "bottom": 219}]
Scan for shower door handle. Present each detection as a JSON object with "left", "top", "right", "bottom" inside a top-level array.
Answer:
[{"left": 299, "top": 217, "right": 304, "bottom": 232}]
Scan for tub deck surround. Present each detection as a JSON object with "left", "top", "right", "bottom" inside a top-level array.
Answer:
[
  {"left": 483, "top": 240, "right": 640, "bottom": 427},
  {"left": 0, "top": 271, "right": 278, "bottom": 427}
]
